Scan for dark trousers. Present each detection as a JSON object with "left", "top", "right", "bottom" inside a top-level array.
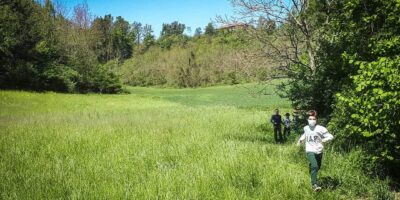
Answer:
[
  {"left": 307, "top": 152, "right": 323, "bottom": 185},
  {"left": 273, "top": 125, "right": 282, "bottom": 143},
  {"left": 283, "top": 127, "right": 290, "bottom": 138}
]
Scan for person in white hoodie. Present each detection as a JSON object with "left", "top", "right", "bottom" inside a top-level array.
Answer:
[{"left": 297, "top": 110, "right": 334, "bottom": 191}]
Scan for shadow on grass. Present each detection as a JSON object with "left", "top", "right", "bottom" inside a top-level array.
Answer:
[{"left": 319, "top": 176, "right": 341, "bottom": 190}]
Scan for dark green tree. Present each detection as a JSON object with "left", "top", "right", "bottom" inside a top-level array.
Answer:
[
  {"left": 0, "top": 0, "right": 57, "bottom": 89},
  {"left": 204, "top": 22, "right": 215, "bottom": 36},
  {"left": 161, "top": 21, "right": 186, "bottom": 37},
  {"left": 142, "top": 24, "right": 155, "bottom": 49},
  {"left": 91, "top": 15, "right": 113, "bottom": 63},
  {"left": 112, "top": 16, "right": 134, "bottom": 59}
]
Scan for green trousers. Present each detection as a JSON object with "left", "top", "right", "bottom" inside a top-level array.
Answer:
[{"left": 306, "top": 152, "right": 323, "bottom": 186}]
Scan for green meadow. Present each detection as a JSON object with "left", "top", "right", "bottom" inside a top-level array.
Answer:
[{"left": 0, "top": 82, "right": 393, "bottom": 199}]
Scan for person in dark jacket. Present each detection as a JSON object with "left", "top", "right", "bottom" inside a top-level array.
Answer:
[{"left": 271, "top": 109, "right": 283, "bottom": 143}]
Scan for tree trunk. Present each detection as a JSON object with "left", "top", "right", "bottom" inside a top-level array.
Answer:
[{"left": 307, "top": 41, "right": 316, "bottom": 75}]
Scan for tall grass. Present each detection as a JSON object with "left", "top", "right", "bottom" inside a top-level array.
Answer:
[{"left": 0, "top": 84, "right": 394, "bottom": 199}]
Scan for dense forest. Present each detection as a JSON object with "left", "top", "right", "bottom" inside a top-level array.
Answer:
[{"left": 1, "top": 0, "right": 399, "bottom": 184}]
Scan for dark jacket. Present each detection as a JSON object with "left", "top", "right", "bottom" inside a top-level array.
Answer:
[{"left": 271, "top": 114, "right": 282, "bottom": 126}]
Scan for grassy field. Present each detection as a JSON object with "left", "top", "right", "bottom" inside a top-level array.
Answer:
[{"left": 0, "top": 82, "right": 393, "bottom": 199}]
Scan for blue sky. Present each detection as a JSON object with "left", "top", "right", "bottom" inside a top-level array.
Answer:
[{"left": 62, "top": 0, "right": 235, "bottom": 37}]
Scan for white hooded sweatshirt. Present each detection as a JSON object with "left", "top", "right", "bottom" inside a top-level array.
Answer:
[{"left": 298, "top": 125, "right": 334, "bottom": 154}]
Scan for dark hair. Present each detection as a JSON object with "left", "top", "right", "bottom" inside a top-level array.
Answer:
[
  {"left": 285, "top": 113, "right": 290, "bottom": 116},
  {"left": 307, "top": 110, "right": 317, "bottom": 118}
]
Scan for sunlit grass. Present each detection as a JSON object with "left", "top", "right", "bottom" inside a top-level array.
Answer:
[{"left": 0, "top": 83, "right": 393, "bottom": 199}]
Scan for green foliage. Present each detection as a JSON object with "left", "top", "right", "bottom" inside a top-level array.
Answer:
[
  {"left": 0, "top": 0, "right": 123, "bottom": 93},
  {"left": 91, "top": 14, "right": 114, "bottom": 62},
  {"left": 205, "top": 22, "right": 215, "bottom": 36},
  {"left": 0, "top": 0, "right": 48, "bottom": 89},
  {"left": 118, "top": 32, "right": 272, "bottom": 88},
  {"left": 91, "top": 14, "right": 136, "bottom": 62},
  {"left": 277, "top": 0, "right": 399, "bottom": 117},
  {"left": 330, "top": 56, "right": 400, "bottom": 175},
  {"left": 42, "top": 65, "right": 78, "bottom": 92},
  {"left": 161, "top": 21, "right": 186, "bottom": 37},
  {"left": 142, "top": 25, "right": 155, "bottom": 50},
  {"left": 327, "top": 0, "right": 400, "bottom": 179},
  {"left": 112, "top": 16, "right": 134, "bottom": 59},
  {"left": 257, "top": 0, "right": 400, "bottom": 181},
  {"left": 157, "top": 35, "right": 189, "bottom": 50}
]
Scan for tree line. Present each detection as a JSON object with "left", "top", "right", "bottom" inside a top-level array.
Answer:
[
  {"left": 117, "top": 24, "right": 278, "bottom": 88},
  {"left": 1, "top": 0, "right": 256, "bottom": 93}
]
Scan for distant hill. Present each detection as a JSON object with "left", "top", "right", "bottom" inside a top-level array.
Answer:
[{"left": 115, "top": 31, "right": 281, "bottom": 88}]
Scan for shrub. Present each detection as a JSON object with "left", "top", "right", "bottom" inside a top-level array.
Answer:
[
  {"left": 42, "top": 65, "right": 79, "bottom": 92},
  {"left": 330, "top": 56, "right": 400, "bottom": 177}
]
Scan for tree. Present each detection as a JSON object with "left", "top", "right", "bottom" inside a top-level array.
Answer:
[
  {"left": 112, "top": 16, "right": 134, "bottom": 59},
  {"left": 204, "top": 22, "right": 215, "bottom": 36},
  {"left": 91, "top": 15, "right": 113, "bottom": 62},
  {"left": 229, "top": 0, "right": 324, "bottom": 73},
  {"left": 226, "top": 0, "right": 336, "bottom": 116},
  {"left": 161, "top": 21, "right": 186, "bottom": 37},
  {"left": 194, "top": 27, "right": 202, "bottom": 37},
  {"left": 0, "top": 0, "right": 55, "bottom": 89},
  {"left": 158, "top": 21, "right": 188, "bottom": 50},
  {"left": 142, "top": 24, "right": 155, "bottom": 49},
  {"left": 131, "top": 21, "right": 143, "bottom": 44}
]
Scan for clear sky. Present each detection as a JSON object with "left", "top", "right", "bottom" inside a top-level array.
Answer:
[{"left": 62, "top": 0, "right": 235, "bottom": 37}]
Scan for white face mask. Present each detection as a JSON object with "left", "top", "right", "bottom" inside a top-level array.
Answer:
[{"left": 308, "top": 119, "right": 317, "bottom": 127}]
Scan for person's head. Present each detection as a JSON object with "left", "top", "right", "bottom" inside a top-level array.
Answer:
[
  {"left": 307, "top": 110, "right": 317, "bottom": 127},
  {"left": 285, "top": 113, "right": 290, "bottom": 118},
  {"left": 275, "top": 109, "right": 279, "bottom": 115}
]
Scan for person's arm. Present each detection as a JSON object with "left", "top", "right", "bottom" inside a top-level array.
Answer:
[
  {"left": 296, "top": 133, "right": 306, "bottom": 146},
  {"left": 271, "top": 116, "right": 276, "bottom": 124},
  {"left": 321, "top": 127, "right": 334, "bottom": 143},
  {"left": 321, "top": 132, "right": 334, "bottom": 143}
]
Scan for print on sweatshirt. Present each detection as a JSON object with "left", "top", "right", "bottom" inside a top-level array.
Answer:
[{"left": 298, "top": 125, "right": 334, "bottom": 154}]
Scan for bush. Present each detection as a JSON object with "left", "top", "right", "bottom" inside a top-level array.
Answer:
[
  {"left": 42, "top": 65, "right": 78, "bottom": 92},
  {"left": 75, "top": 64, "right": 122, "bottom": 94},
  {"left": 330, "top": 56, "right": 400, "bottom": 177}
]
